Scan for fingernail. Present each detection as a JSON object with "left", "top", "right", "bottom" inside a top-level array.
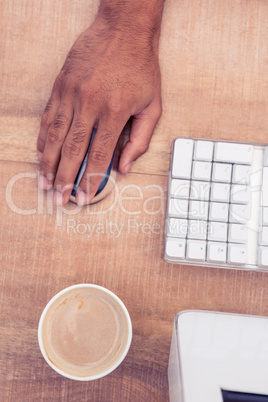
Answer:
[
  {"left": 38, "top": 173, "right": 53, "bottom": 190},
  {"left": 37, "top": 150, "right": 43, "bottom": 161},
  {"left": 76, "top": 190, "right": 90, "bottom": 206},
  {"left": 38, "top": 174, "right": 48, "bottom": 189},
  {"left": 53, "top": 191, "right": 63, "bottom": 206}
]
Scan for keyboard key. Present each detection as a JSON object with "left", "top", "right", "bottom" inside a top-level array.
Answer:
[
  {"left": 261, "top": 207, "right": 268, "bottom": 226},
  {"left": 166, "top": 238, "right": 186, "bottom": 259},
  {"left": 169, "top": 199, "right": 188, "bottom": 218},
  {"left": 194, "top": 140, "right": 214, "bottom": 161},
  {"left": 210, "top": 183, "right": 230, "bottom": 203},
  {"left": 190, "top": 181, "right": 210, "bottom": 200},
  {"left": 212, "top": 163, "right": 232, "bottom": 183},
  {"left": 232, "top": 165, "right": 251, "bottom": 184},
  {"left": 259, "top": 226, "right": 268, "bottom": 246},
  {"left": 227, "top": 244, "right": 247, "bottom": 265},
  {"left": 192, "top": 161, "right": 212, "bottom": 181},
  {"left": 187, "top": 220, "right": 207, "bottom": 240},
  {"left": 258, "top": 246, "right": 268, "bottom": 268},
  {"left": 166, "top": 218, "right": 188, "bottom": 238},
  {"left": 189, "top": 200, "right": 209, "bottom": 220},
  {"left": 261, "top": 167, "right": 268, "bottom": 207},
  {"left": 207, "top": 242, "right": 227, "bottom": 263},
  {"left": 230, "top": 184, "right": 250, "bottom": 204},
  {"left": 263, "top": 147, "right": 268, "bottom": 167},
  {"left": 228, "top": 223, "right": 247, "bottom": 243},
  {"left": 209, "top": 202, "right": 229, "bottom": 222},
  {"left": 172, "top": 139, "right": 194, "bottom": 179},
  {"left": 170, "top": 179, "right": 191, "bottom": 198},
  {"left": 214, "top": 142, "right": 253, "bottom": 165},
  {"left": 186, "top": 240, "right": 206, "bottom": 261},
  {"left": 229, "top": 204, "right": 250, "bottom": 224},
  {"left": 208, "top": 222, "right": 228, "bottom": 242}
]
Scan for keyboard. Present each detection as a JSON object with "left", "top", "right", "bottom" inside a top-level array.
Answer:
[{"left": 164, "top": 138, "right": 268, "bottom": 272}]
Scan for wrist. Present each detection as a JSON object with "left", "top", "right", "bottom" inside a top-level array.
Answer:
[{"left": 97, "top": 0, "right": 165, "bottom": 50}]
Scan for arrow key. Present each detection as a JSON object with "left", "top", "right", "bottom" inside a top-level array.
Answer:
[
  {"left": 227, "top": 244, "right": 247, "bottom": 265},
  {"left": 186, "top": 240, "right": 206, "bottom": 261}
]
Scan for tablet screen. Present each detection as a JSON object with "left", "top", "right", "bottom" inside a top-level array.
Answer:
[{"left": 222, "top": 390, "right": 268, "bottom": 402}]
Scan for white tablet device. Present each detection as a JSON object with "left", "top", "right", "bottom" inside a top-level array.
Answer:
[{"left": 168, "top": 310, "right": 268, "bottom": 402}]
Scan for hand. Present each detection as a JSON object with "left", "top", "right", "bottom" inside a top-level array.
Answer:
[{"left": 37, "top": 8, "right": 163, "bottom": 206}]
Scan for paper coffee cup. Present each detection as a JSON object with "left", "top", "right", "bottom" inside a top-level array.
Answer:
[{"left": 38, "top": 284, "right": 132, "bottom": 381}]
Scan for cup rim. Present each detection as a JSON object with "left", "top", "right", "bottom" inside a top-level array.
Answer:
[{"left": 38, "top": 283, "right": 132, "bottom": 381}]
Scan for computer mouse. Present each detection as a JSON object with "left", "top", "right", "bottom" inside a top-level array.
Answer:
[{"left": 70, "top": 128, "right": 117, "bottom": 205}]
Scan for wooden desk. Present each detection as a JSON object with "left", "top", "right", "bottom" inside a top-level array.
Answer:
[{"left": 1, "top": 1, "right": 267, "bottom": 401}]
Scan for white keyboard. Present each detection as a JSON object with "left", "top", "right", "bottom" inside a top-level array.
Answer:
[{"left": 164, "top": 138, "right": 268, "bottom": 272}]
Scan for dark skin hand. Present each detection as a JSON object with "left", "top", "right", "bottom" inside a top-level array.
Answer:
[{"left": 37, "top": 0, "right": 165, "bottom": 206}]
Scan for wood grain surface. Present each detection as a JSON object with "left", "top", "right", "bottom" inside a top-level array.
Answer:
[{"left": 1, "top": 1, "right": 268, "bottom": 401}]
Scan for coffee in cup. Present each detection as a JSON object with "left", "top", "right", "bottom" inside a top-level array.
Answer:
[{"left": 38, "top": 284, "right": 132, "bottom": 380}]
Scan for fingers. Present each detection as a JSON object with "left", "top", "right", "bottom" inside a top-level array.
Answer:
[
  {"left": 76, "top": 116, "right": 127, "bottom": 206},
  {"left": 38, "top": 102, "right": 74, "bottom": 190},
  {"left": 119, "top": 100, "right": 162, "bottom": 174},
  {"left": 37, "top": 76, "right": 63, "bottom": 159},
  {"left": 37, "top": 96, "right": 161, "bottom": 205},
  {"left": 37, "top": 96, "right": 60, "bottom": 161},
  {"left": 52, "top": 115, "right": 95, "bottom": 205}
]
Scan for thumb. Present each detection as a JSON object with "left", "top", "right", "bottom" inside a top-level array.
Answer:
[{"left": 119, "top": 104, "right": 162, "bottom": 174}]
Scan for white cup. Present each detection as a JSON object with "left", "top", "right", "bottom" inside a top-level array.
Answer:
[{"left": 38, "top": 284, "right": 132, "bottom": 381}]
